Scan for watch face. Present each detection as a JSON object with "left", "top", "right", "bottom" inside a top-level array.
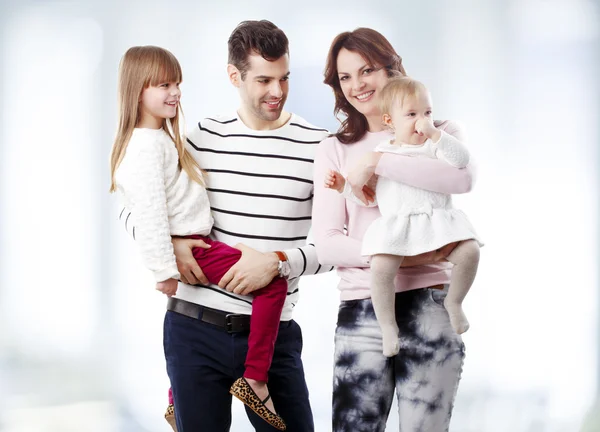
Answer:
[{"left": 282, "top": 261, "right": 291, "bottom": 277}]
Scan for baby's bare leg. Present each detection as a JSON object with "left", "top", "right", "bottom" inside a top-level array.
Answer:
[
  {"left": 444, "top": 240, "right": 480, "bottom": 334},
  {"left": 370, "top": 254, "right": 405, "bottom": 357}
]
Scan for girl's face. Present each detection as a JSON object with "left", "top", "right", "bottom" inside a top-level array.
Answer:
[
  {"left": 336, "top": 48, "right": 390, "bottom": 126},
  {"left": 138, "top": 81, "right": 181, "bottom": 129}
]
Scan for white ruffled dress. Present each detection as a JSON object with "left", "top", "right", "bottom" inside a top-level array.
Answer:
[{"left": 356, "top": 132, "right": 483, "bottom": 257}]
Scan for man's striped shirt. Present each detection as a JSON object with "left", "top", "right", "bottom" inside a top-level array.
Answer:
[{"left": 173, "top": 112, "right": 332, "bottom": 319}]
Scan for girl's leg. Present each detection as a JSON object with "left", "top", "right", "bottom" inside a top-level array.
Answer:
[
  {"left": 370, "top": 254, "right": 404, "bottom": 357},
  {"left": 164, "top": 388, "right": 177, "bottom": 431},
  {"left": 243, "top": 277, "right": 287, "bottom": 382},
  {"left": 444, "top": 240, "right": 480, "bottom": 334},
  {"left": 394, "top": 288, "right": 465, "bottom": 432},
  {"left": 190, "top": 236, "right": 286, "bottom": 427},
  {"left": 237, "top": 277, "right": 287, "bottom": 420},
  {"left": 332, "top": 299, "right": 396, "bottom": 432}
]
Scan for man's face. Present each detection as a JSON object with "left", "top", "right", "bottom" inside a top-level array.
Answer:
[{"left": 237, "top": 53, "right": 290, "bottom": 123}]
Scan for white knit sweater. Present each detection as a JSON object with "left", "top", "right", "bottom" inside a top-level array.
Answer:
[{"left": 115, "top": 128, "right": 213, "bottom": 282}]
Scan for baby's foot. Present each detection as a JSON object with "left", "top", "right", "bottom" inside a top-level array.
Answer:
[
  {"left": 245, "top": 378, "right": 276, "bottom": 414},
  {"left": 444, "top": 299, "right": 470, "bottom": 334},
  {"left": 381, "top": 327, "right": 400, "bottom": 357}
]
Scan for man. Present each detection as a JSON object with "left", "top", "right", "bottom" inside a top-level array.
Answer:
[{"left": 164, "top": 20, "right": 330, "bottom": 431}]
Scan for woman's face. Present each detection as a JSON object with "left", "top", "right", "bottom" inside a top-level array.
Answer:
[{"left": 336, "top": 47, "right": 390, "bottom": 122}]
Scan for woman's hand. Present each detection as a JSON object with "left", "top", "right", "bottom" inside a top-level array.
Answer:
[{"left": 401, "top": 242, "right": 459, "bottom": 267}]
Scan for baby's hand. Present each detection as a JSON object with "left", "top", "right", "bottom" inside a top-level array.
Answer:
[
  {"left": 157, "top": 278, "right": 178, "bottom": 297},
  {"left": 415, "top": 118, "right": 439, "bottom": 140},
  {"left": 324, "top": 169, "right": 346, "bottom": 193}
]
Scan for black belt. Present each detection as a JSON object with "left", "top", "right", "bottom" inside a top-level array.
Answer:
[{"left": 167, "top": 297, "right": 251, "bottom": 333}]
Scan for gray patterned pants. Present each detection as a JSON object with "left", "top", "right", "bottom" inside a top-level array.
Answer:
[{"left": 333, "top": 288, "right": 465, "bottom": 432}]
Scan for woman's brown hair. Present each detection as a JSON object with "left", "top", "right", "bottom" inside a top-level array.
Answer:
[{"left": 323, "top": 28, "right": 406, "bottom": 144}]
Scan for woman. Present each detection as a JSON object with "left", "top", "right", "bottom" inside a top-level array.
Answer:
[{"left": 313, "top": 28, "right": 474, "bottom": 431}]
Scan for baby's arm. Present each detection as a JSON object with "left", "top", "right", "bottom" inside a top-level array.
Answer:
[
  {"left": 432, "top": 131, "right": 470, "bottom": 168},
  {"left": 416, "top": 117, "right": 470, "bottom": 168},
  {"left": 325, "top": 169, "right": 377, "bottom": 207},
  {"left": 324, "top": 169, "right": 346, "bottom": 193}
]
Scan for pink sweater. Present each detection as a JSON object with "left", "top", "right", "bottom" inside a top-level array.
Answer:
[{"left": 312, "top": 121, "right": 474, "bottom": 301}]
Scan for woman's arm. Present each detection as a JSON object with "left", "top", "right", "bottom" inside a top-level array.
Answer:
[
  {"left": 375, "top": 120, "right": 475, "bottom": 194},
  {"left": 340, "top": 177, "right": 378, "bottom": 207},
  {"left": 376, "top": 154, "right": 474, "bottom": 193},
  {"left": 312, "top": 139, "right": 370, "bottom": 268}
]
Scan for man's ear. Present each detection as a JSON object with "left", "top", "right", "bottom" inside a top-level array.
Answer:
[{"left": 227, "top": 64, "right": 241, "bottom": 88}]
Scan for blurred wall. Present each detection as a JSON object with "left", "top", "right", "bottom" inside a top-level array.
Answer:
[{"left": 0, "top": 1, "right": 598, "bottom": 431}]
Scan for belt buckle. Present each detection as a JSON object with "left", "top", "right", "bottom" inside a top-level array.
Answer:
[{"left": 225, "top": 314, "right": 236, "bottom": 333}]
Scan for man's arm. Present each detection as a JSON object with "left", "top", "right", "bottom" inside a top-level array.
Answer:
[
  {"left": 282, "top": 234, "right": 335, "bottom": 280},
  {"left": 217, "top": 244, "right": 280, "bottom": 295},
  {"left": 217, "top": 235, "right": 335, "bottom": 296}
]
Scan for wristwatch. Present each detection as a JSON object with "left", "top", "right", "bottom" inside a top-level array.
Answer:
[{"left": 275, "top": 250, "right": 291, "bottom": 279}]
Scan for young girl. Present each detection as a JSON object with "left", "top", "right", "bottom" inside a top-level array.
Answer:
[
  {"left": 325, "top": 76, "right": 482, "bottom": 356},
  {"left": 109, "top": 45, "right": 286, "bottom": 431}
]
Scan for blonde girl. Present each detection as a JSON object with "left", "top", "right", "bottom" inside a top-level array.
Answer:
[{"left": 109, "top": 46, "right": 287, "bottom": 431}]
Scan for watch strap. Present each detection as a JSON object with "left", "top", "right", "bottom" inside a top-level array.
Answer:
[{"left": 274, "top": 250, "right": 288, "bottom": 262}]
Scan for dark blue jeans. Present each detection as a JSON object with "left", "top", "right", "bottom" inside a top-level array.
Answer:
[{"left": 164, "top": 309, "right": 314, "bottom": 431}]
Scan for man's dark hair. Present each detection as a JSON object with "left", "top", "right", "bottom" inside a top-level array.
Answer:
[{"left": 228, "top": 20, "right": 289, "bottom": 80}]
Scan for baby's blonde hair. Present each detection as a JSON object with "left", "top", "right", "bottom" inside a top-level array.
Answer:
[
  {"left": 378, "top": 76, "right": 429, "bottom": 117},
  {"left": 109, "top": 45, "right": 204, "bottom": 192}
]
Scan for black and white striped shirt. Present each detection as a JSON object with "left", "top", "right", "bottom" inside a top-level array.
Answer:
[{"left": 174, "top": 113, "right": 332, "bottom": 319}]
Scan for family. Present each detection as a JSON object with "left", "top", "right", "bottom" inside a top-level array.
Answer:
[{"left": 109, "top": 19, "right": 481, "bottom": 432}]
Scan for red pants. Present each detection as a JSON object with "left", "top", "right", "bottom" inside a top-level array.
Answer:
[{"left": 187, "top": 235, "right": 287, "bottom": 382}]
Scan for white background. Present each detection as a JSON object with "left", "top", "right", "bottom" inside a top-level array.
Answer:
[{"left": 0, "top": 0, "right": 598, "bottom": 431}]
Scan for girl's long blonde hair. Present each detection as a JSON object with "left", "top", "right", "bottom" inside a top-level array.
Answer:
[{"left": 109, "top": 45, "right": 204, "bottom": 192}]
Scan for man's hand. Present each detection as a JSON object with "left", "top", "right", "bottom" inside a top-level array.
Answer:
[
  {"left": 218, "top": 244, "right": 279, "bottom": 296},
  {"left": 156, "top": 278, "right": 178, "bottom": 297},
  {"left": 347, "top": 152, "right": 382, "bottom": 204},
  {"left": 171, "top": 237, "right": 211, "bottom": 285},
  {"left": 400, "top": 242, "right": 459, "bottom": 267}
]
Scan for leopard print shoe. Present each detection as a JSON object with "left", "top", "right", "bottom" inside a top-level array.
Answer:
[
  {"left": 164, "top": 404, "right": 177, "bottom": 432},
  {"left": 230, "top": 377, "right": 286, "bottom": 431}
]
